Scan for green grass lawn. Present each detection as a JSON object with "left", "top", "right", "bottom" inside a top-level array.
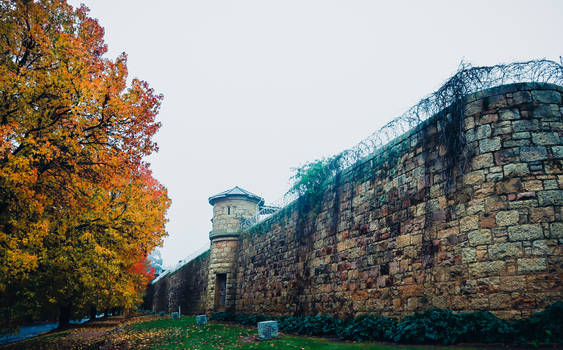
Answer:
[{"left": 127, "top": 316, "right": 480, "bottom": 350}]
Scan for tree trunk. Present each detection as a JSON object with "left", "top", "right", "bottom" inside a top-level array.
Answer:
[
  {"left": 58, "top": 305, "right": 71, "bottom": 329},
  {"left": 89, "top": 305, "right": 97, "bottom": 321}
]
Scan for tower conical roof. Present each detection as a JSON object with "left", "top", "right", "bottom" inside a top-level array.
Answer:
[{"left": 208, "top": 186, "right": 264, "bottom": 206}]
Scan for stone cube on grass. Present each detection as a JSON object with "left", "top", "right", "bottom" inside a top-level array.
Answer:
[
  {"left": 196, "top": 315, "right": 207, "bottom": 325},
  {"left": 159, "top": 311, "right": 166, "bottom": 316},
  {"left": 171, "top": 312, "right": 179, "bottom": 319},
  {"left": 258, "top": 321, "right": 278, "bottom": 340}
]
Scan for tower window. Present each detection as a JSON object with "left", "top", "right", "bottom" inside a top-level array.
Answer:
[{"left": 227, "top": 206, "right": 230, "bottom": 215}]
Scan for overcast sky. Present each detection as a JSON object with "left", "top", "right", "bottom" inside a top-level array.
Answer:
[{"left": 68, "top": 0, "right": 562, "bottom": 267}]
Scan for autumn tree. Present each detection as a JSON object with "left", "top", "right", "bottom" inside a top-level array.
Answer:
[{"left": 0, "top": 0, "right": 170, "bottom": 330}]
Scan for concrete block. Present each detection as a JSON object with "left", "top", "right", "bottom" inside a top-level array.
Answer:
[
  {"left": 196, "top": 315, "right": 207, "bottom": 325},
  {"left": 258, "top": 320, "right": 278, "bottom": 340}
]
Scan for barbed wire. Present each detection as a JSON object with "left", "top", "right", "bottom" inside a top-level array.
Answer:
[
  {"left": 241, "top": 192, "right": 298, "bottom": 230},
  {"left": 241, "top": 59, "right": 563, "bottom": 230},
  {"left": 335, "top": 58, "right": 563, "bottom": 171}
]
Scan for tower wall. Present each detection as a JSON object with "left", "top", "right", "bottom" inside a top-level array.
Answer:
[{"left": 206, "top": 196, "right": 259, "bottom": 312}]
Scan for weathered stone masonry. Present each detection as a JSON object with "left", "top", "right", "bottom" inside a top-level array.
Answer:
[
  {"left": 144, "top": 250, "right": 209, "bottom": 314},
  {"left": 147, "top": 82, "right": 563, "bottom": 319}
]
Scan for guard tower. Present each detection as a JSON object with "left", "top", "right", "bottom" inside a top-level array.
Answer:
[{"left": 206, "top": 186, "right": 263, "bottom": 312}]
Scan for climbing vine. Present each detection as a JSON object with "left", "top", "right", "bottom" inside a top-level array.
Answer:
[{"left": 288, "top": 59, "right": 563, "bottom": 200}]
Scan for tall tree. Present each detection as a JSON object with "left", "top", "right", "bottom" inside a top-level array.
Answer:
[{"left": 0, "top": 0, "right": 170, "bottom": 330}]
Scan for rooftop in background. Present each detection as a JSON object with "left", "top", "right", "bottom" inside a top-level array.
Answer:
[{"left": 208, "top": 186, "right": 265, "bottom": 206}]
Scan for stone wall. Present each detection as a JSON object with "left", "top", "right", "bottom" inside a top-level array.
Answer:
[
  {"left": 234, "top": 82, "right": 562, "bottom": 319},
  {"left": 147, "top": 250, "right": 209, "bottom": 314},
  {"left": 147, "top": 82, "right": 562, "bottom": 319}
]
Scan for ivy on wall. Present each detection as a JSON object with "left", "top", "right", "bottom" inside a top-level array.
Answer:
[{"left": 287, "top": 59, "right": 563, "bottom": 202}]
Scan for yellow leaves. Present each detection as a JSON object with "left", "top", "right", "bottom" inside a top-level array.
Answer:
[{"left": 0, "top": 0, "right": 170, "bottom": 330}]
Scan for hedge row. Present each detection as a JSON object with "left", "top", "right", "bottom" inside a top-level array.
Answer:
[{"left": 210, "top": 301, "right": 562, "bottom": 346}]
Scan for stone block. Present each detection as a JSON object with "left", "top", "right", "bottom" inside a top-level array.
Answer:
[
  {"left": 486, "top": 172, "right": 503, "bottom": 182},
  {"left": 513, "top": 132, "right": 531, "bottom": 139},
  {"left": 196, "top": 315, "right": 207, "bottom": 325},
  {"left": 495, "top": 178, "right": 522, "bottom": 194},
  {"left": 396, "top": 234, "right": 410, "bottom": 248},
  {"left": 499, "top": 109, "right": 520, "bottom": 120},
  {"left": 464, "top": 116, "right": 475, "bottom": 130},
  {"left": 508, "top": 224, "right": 543, "bottom": 241},
  {"left": 529, "top": 207, "right": 554, "bottom": 223},
  {"left": 479, "top": 137, "right": 502, "bottom": 153},
  {"left": 171, "top": 312, "right": 179, "bottom": 319},
  {"left": 488, "top": 95, "right": 507, "bottom": 109},
  {"left": 513, "top": 119, "right": 539, "bottom": 132},
  {"left": 517, "top": 258, "right": 546, "bottom": 273},
  {"left": 503, "top": 163, "right": 529, "bottom": 177},
  {"left": 533, "top": 104, "right": 555, "bottom": 118},
  {"left": 476, "top": 125, "right": 491, "bottom": 139},
  {"left": 493, "top": 122, "right": 513, "bottom": 136},
  {"left": 495, "top": 210, "right": 519, "bottom": 226},
  {"left": 532, "top": 90, "right": 561, "bottom": 104},
  {"left": 488, "top": 242, "right": 522, "bottom": 259},
  {"left": 520, "top": 146, "right": 548, "bottom": 162},
  {"left": 462, "top": 247, "right": 476, "bottom": 263},
  {"left": 464, "top": 171, "right": 484, "bottom": 185},
  {"left": 553, "top": 146, "right": 563, "bottom": 158},
  {"left": 504, "top": 139, "right": 531, "bottom": 147},
  {"left": 489, "top": 293, "right": 512, "bottom": 309},
  {"left": 531, "top": 240, "right": 552, "bottom": 256},
  {"left": 469, "top": 261, "right": 505, "bottom": 278},
  {"left": 523, "top": 180, "right": 543, "bottom": 191},
  {"left": 472, "top": 153, "right": 494, "bottom": 170},
  {"left": 399, "top": 284, "right": 424, "bottom": 297},
  {"left": 508, "top": 199, "right": 538, "bottom": 209},
  {"left": 550, "top": 222, "right": 563, "bottom": 238},
  {"left": 460, "top": 215, "right": 479, "bottom": 232},
  {"left": 544, "top": 179, "right": 558, "bottom": 190},
  {"left": 465, "top": 100, "right": 483, "bottom": 115},
  {"left": 499, "top": 276, "right": 526, "bottom": 292},
  {"left": 479, "top": 113, "right": 498, "bottom": 124},
  {"left": 258, "top": 321, "right": 278, "bottom": 340},
  {"left": 511, "top": 91, "right": 533, "bottom": 105},
  {"left": 495, "top": 148, "right": 518, "bottom": 165},
  {"left": 468, "top": 229, "right": 492, "bottom": 246},
  {"left": 532, "top": 132, "right": 560, "bottom": 145},
  {"left": 537, "top": 190, "right": 563, "bottom": 206}
]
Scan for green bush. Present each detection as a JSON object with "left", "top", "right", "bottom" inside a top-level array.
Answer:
[
  {"left": 295, "top": 315, "right": 339, "bottom": 336},
  {"left": 456, "top": 311, "right": 515, "bottom": 344},
  {"left": 209, "top": 311, "right": 234, "bottom": 322},
  {"left": 233, "top": 313, "right": 268, "bottom": 326},
  {"left": 276, "top": 315, "right": 305, "bottom": 334},
  {"left": 392, "top": 309, "right": 464, "bottom": 345},
  {"left": 209, "top": 302, "right": 563, "bottom": 346},
  {"left": 340, "top": 314, "right": 396, "bottom": 342},
  {"left": 511, "top": 301, "right": 563, "bottom": 346}
]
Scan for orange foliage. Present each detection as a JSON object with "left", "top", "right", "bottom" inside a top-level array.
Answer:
[{"left": 0, "top": 0, "right": 170, "bottom": 329}]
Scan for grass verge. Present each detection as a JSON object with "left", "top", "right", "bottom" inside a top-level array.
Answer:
[{"left": 1, "top": 315, "right": 486, "bottom": 349}]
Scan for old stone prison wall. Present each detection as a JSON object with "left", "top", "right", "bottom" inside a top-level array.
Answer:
[
  {"left": 144, "top": 251, "right": 209, "bottom": 315},
  {"left": 147, "top": 82, "right": 563, "bottom": 319}
]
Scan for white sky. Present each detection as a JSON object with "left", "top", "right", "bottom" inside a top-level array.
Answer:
[{"left": 67, "top": 0, "right": 562, "bottom": 267}]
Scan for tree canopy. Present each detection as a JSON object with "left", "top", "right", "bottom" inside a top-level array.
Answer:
[{"left": 0, "top": 0, "right": 170, "bottom": 330}]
